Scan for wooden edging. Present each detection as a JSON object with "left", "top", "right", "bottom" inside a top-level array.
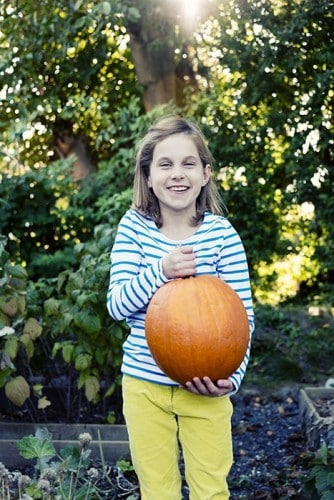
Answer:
[
  {"left": 0, "top": 423, "right": 130, "bottom": 468},
  {"left": 299, "top": 387, "right": 334, "bottom": 451}
]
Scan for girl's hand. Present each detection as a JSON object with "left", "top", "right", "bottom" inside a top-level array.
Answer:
[
  {"left": 162, "top": 246, "right": 196, "bottom": 279},
  {"left": 182, "top": 377, "right": 234, "bottom": 397}
]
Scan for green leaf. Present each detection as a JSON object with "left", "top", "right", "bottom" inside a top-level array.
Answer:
[
  {"left": 4, "top": 336, "right": 19, "bottom": 359},
  {"left": 0, "top": 366, "right": 13, "bottom": 386},
  {"left": 328, "top": 471, "right": 334, "bottom": 487},
  {"left": 44, "top": 298, "right": 61, "bottom": 316},
  {"left": 17, "top": 432, "right": 56, "bottom": 460},
  {"left": 99, "top": 1, "right": 111, "bottom": 16},
  {"left": 51, "top": 341, "right": 62, "bottom": 358},
  {"left": 5, "top": 376, "right": 30, "bottom": 406},
  {"left": 315, "top": 468, "right": 330, "bottom": 493},
  {"left": 85, "top": 375, "right": 100, "bottom": 402},
  {"left": 10, "top": 264, "right": 28, "bottom": 280},
  {"left": 20, "top": 333, "right": 34, "bottom": 359},
  {"left": 62, "top": 343, "right": 74, "bottom": 363},
  {"left": 104, "top": 382, "right": 116, "bottom": 398},
  {"left": 23, "top": 317, "right": 42, "bottom": 339},
  {"left": 95, "top": 346, "right": 107, "bottom": 366},
  {"left": 65, "top": 273, "right": 84, "bottom": 295},
  {"left": 75, "top": 353, "right": 92, "bottom": 371},
  {"left": 0, "top": 297, "right": 18, "bottom": 317},
  {"left": 74, "top": 311, "right": 101, "bottom": 334}
]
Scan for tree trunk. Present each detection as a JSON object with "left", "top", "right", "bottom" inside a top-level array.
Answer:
[
  {"left": 53, "top": 134, "right": 96, "bottom": 181},
  {"left": 126, "top": 3, "right": 176, "bottom": 111}
]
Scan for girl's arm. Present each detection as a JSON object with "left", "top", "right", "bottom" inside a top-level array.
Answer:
[{"left": 107, "top": 222, "right": 168, "bottom": 322}]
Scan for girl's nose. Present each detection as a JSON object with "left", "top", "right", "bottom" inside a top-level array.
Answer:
[{"left": 171, "top": 166, "right": 184, "bottom": 179}]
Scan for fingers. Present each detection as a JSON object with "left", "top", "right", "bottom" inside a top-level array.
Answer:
[
  {"left": 162, "top": 246, "right": 196, "bottom": 279},
  {"left": 183, "top": 377, "right": 233, "bottom": 397}
]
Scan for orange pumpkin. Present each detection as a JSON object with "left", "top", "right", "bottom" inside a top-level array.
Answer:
[{"left": 145, "top": 275, "right": 249, "bottom": 384}]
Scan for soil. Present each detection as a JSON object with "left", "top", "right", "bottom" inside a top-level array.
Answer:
[{"left": 227, "top": 385, "right": 308, "bottom": 499}]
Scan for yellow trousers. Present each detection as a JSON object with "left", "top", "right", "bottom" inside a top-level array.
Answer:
[{"left": 122, "top": 375, "right": 233, "bottom": 500}]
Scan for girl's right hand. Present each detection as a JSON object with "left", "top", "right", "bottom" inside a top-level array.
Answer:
[{"left": 162, "top": 246, "right": 196, "bottom": 279}]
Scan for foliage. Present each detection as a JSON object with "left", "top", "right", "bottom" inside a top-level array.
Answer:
[
  {"left": 187, "top": 0, "right": 334, "bottom": 296},
  {"left": 0, "top": 0, "right": 141, "bottom": 167},
  {"left": 0, "top": 159, "right": 91, "bottom": 279},
  {"left": 303, "top": 443, "right": 334, "bottom": 499},
  {"left": 2, "top": 0, "right": 333, "bottom": 297},
  {"left": 247, "top": 299, "right": 334, "bottom": 387},
  {"left": 0, "top": 236, "right": 47, "bottom": 409},
  {"left": 0, "top": 97, "right": 166, "bottom": 281},
  {"left": 35, "top": 224, "right": 128, "bottom": 405},
  {"left": 0, "top": 224, "right": 130, "bottom": 419}
]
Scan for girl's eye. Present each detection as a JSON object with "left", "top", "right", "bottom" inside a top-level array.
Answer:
[
  {"left": 184, "top": 161, "right": 196, "bottom": 167},
  {"left": 159, "top": 162, "right": 172, "bottom": 168}
]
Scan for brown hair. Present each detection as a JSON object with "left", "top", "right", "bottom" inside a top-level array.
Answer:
[{"left": 132, "top": 115, "right": 226, "bottom": 227}]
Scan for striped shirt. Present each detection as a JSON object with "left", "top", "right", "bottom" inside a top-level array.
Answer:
[{"left": 107, "top": 209, "right": 254, "bottom": 392}]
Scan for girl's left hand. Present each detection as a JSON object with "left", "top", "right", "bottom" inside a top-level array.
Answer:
[{"left": 182, "top": 376, "right": 234, "bottom": 397}]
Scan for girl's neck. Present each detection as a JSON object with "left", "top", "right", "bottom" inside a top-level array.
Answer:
[{"left": 160, "top": 214, "right": 199, "bottom": 241}]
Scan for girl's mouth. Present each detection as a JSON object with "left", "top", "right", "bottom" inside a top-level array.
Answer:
[{"left": 168, "top": 186, "right": 189, "bottom": 192}]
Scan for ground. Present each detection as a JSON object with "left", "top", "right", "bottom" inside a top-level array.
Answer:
[{"left": 228, "top": 385, "right": 308, "bottom": 499}]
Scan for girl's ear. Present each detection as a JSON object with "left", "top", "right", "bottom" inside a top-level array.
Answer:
[
  {"left": 147, "top": 175, "right": 152, "bottom": 188},
  {"left": 202, "top": 164, "right": 212, "bottom": 186}
]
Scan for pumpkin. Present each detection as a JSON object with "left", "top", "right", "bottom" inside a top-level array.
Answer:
[{"left": 145, "top": 275, "right": 249, "bottom": 384}]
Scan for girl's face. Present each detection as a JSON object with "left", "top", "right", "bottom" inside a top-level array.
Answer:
[{"left": 147, "top": 133, "right": 211, "bottom": 222}]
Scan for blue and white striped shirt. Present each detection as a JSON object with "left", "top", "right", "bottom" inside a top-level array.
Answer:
[{"left": 107, "top": 209, "right": 254, "bottom": 392}]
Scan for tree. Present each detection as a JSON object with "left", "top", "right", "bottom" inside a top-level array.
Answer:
[
  {"left": 186, "top": 0, "right": 334, "bottom": 295},
  {"left": 0, "top": 0, "right": 140, "bottom": 178},
  {"left": 1, "top": 0, "right": 333, "bottom": 296},
  {"left": 123, "top": 0, "right": 210, "bottom": 110}
]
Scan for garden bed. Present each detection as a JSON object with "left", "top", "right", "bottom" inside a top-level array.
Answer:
[
  {"left": 299, "top": 387, "right": 334, "bottom": 450},
  {"left": 0, "top": 422, "right": 129, "bottom": 468}
]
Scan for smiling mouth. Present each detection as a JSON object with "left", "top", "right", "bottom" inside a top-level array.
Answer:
[{"left": 168, "top": 186, "right": 189, "bottom": 192}]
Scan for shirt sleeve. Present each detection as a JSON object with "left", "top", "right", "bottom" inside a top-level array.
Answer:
[
  {"left": 216, "top": 220, "right": 255, "bottom": 394},
  {"left": 106, "top": 214, "right": 169, "bottom": 321}
]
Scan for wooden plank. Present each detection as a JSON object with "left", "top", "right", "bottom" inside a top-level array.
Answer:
[
  {"left": 299, "top": 387, "right": 334, "bottom": 450},
  {"left": 0, "top": 423, "right": 128, "bottom": 441}
]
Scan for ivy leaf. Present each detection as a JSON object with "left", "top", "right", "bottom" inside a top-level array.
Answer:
[
  {"left": 20, "top": 333, "right": 34, "bottom": 359},
  {"left": 328, "top": 471, "right": 334, "bottom": 488},
  {"left": 315, "top": 468, "right": 330, "bottom": 494}
]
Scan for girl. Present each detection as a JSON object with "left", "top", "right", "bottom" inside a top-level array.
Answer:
[{"left": 107, "top": 116, "right": 254, "bottom": 499}]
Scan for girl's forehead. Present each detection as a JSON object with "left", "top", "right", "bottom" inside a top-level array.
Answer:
[{"left": 153, "top": 133, "right": 199, "bottom": 157}]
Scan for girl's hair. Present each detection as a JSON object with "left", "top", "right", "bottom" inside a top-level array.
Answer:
[{"left": 132, "top": 115, "right": 226, "bottom": 227}]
